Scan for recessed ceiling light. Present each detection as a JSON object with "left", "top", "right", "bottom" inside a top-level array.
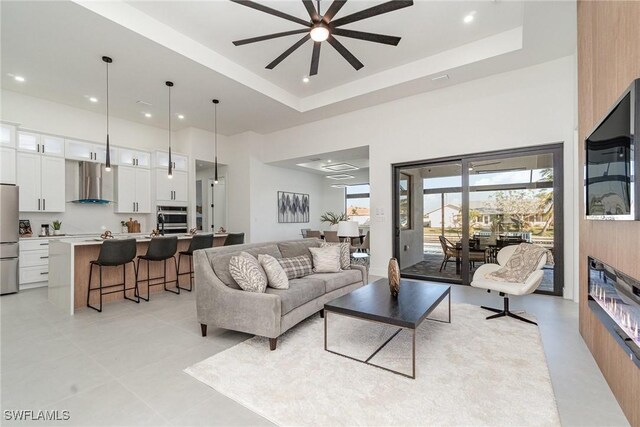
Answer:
[
  {"left": 327, "top": 159, "right": 332, "bottom": 163},
  {"left": 331, "top": 184, "right": 347, "bottom": 189},
  {"left": 463, "top": 12, "right": 475, "bottom": 23},
  {"left": 144, "top": 112, "right": 152, "bottom": 118},
  {"left": 14, "top": 75, "right": 25, "bottom": 82},
  {"left": 89, "top": 97, "right": 98, "bottom": 103},
  {"left": 177, "top": 114, "right": 185, "bottom": 120},
  {"left": 431, "top": 74, "right": 449, "bottom": 81},
  {"left": 302, "top": 76, "right": 310, "bottom": 83}
]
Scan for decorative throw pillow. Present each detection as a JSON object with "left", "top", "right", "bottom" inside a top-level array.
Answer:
[
  {"left": 309, "top": 246, "right": 341, "bottom": 273},
  {"left": 277, "top": 255, "right": 313, "bottom": 280},
  {"left": 321, "top": 242, "right": 350, "bottom": 270},
  {"left": 258, "top": 254, "right": 289, "bottom": 289},
  {"left": 229, "top": 252, "right": 267, "bottom": 293}
]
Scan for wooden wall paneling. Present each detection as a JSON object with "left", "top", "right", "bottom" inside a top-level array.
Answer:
[{"left": 578, "top": 1, "right": 640, "bottom": 426}]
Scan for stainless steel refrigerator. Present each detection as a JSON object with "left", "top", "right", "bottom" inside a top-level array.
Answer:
[{"left": 0, "top": 184, "right": 19, "bottom": 295}]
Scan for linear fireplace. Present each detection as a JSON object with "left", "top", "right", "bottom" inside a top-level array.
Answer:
[{"left": 588, "top": 257, "right": 640, "bottom": 365}]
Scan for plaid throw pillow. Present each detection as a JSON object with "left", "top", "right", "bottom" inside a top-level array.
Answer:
[{"left": 277, "top": 255, "right": 313, "bottom": 280}]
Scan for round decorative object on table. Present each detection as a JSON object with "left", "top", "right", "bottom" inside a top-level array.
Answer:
[
  {"left": 189, "top": 228, "right": 198, "bottom": 235},
  {"left": 100, "top": 230, "right": 113, "bottom": 240},
  {"left": 388, "top": 257, "right": 401, "bottom": 297},
  {"left": 150, "top": 229, "right": 161, "bottom": 237}
]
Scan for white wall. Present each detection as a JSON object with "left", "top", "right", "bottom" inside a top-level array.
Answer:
[
  {"left": 1, "top": 89, "right": 183, "bottom": 233},
  {"left": 257, "top": 56, "right": 578, "bottom": 300}
]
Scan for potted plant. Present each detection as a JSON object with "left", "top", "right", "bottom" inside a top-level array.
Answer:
[
  {"left": 51, "top": 220, "right": 62, "bottom": 236},
  {"left": 320, "top": 211, "right": 347, "bottom": 231},
  {"left": 121, "top": 220, "right": 128, "bottom": 234}
]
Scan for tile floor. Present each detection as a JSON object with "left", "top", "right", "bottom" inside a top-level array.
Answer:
[{"left": 0, "top": 280, "right": 630, "bottom": 426}]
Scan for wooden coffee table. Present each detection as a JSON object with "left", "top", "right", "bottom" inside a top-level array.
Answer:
[{"left": 324, "top": 278, "right": 451, "bottom": 379}]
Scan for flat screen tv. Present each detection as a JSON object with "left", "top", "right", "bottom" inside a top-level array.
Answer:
[{"left": 585, "top": 79, "right": 640, "bottom": 220}]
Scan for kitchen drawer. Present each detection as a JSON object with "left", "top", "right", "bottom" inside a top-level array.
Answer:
[
  {"left": 20, "top": 249, "right": 49, "bottom": 267},
  {"left": 20, "top": 239, "right": 50, "bottom": 252},
  {"left": 19, "top": 265, "right": 48, "bottom": 284}
]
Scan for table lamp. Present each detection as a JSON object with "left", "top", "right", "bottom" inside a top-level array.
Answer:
[{"left": 337, "top": 221, "right": 360, "bottom": 243}]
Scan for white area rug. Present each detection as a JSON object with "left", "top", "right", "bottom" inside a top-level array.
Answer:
[{"left": 185, "top": 303, "right": 560, "bottom": 426}]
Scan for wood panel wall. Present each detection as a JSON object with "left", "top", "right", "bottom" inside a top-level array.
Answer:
[{"left": 578, "top": 2, "right": 640, "bottom": 426}]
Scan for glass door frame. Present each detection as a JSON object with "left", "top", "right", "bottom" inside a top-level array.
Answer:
[{"left": 392, "top": 143, "right": 564, "bottom": 296}]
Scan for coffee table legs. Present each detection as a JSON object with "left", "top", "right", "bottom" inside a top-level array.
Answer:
[
  {"left": 426, "top": 289, "right": 452, "bottom": 324},
  {"left": 324, "top": 311, "right": 417, "bottom": 379}
]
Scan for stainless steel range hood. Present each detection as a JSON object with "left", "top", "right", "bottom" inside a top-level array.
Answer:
[{"left": 72, "top": 162, "right": 111, "bottom": 204}]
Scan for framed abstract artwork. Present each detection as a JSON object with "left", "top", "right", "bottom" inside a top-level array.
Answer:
[{"left": 278, "top": 191, "right": 310, "bottom": 223}]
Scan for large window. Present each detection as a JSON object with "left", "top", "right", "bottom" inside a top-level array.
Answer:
[{"left": 345, "top": 184, "right": 370, "bottom": 227}]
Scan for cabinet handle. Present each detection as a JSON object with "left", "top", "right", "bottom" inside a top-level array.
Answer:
[
  {"left": 37, "top": 143, "right": 40, "bottom": 153},
  {"left": 40, "top": 272, "right": 48, "bottom": 275},
  {"left": 133, "top": 202, "right": 135, "bottom": 212},
  {"left": 42, "top": 145, "right": 45, "bottom": 154},
  {"left": 38, "top": 199, "right": 41, "bottom": 210},
  {"left": 40, "top": 256, "right": 48, "bottom": 259},
  {"left": 136, "top": 202, "right": 139, "bottom": 212},
  {"left": 43, "top": 199, "right": 46, "bottom": 211},
  {"left": 39, "top": 243, "right": 48, "bottom": 246}
]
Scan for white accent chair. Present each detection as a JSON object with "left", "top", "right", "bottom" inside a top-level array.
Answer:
[{"left": 471, "top": 244, "right": 547, "bottom": 325}]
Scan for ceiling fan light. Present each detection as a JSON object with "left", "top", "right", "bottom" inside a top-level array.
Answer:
[{"left": 310, "top": 25, "right": 329, "bottom": 42}]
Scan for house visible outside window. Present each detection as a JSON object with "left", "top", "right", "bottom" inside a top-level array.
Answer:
[{"left": 345, "top": 184, "right": 370, "bottom": 228}]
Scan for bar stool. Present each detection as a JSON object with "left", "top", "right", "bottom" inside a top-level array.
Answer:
[
  {"left": 223, "top": 232, "right": 245, "bottom": 246},
  {"left": 177, "top": 234, "right": 214, "bottom": 292},
  {"left": 136, "top": 236, "right": 179, "bottom": 301},
  {"left": 87, "top": 239, "right": 139, "bottom": 313}
]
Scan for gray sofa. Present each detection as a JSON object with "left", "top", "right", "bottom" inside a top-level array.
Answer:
[{"left": 194, "top": 238, "right": 367, "bottom": 350}]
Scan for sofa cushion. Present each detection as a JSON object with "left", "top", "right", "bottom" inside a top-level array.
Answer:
[
  {"left": 229, "top": 252, "right": 267, "bottom": 293},
  {"left": 321, "top": 242, "right": 351, "bottom": 269},
  {"left": 311, "top": 269, "right": 363, "bottom": 293},
  {"left": 277, "top": 239, "right": 321, "bottom": 260},
  {"left": 265, "top": 277, "right": 325, "bottom": 314},
  {"left": 309, "top": 246, "right": 341, "bottom": 273},
  {"left": 212, "top": 244, "right": 282, "bottom": 288},
  {"left": 278, "top": 255, "right": 313, "bottom": 279},
  {"left": 258, "top": 254, "right": 289, "bottom": 289}
]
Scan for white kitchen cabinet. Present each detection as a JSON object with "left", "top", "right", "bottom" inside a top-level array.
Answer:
[
  {"left": 19, "top": 238, "right": 49, "bottom": 287},
  {"left": 16, "top": 152, "right": 65, "bottom": 212},
  {"left": 65, "top": 139, "right": 115, "bottom": 163},
  {"left": 17, "top": 132, "right": 64, "bottom": 157},
  {"left": 154, "top": 169, "right": 188, "bottom": 204},
  {"left": 118, "top": 148, "right": 150, "bottom": 168},
  {"left": 115, "top": 166, "right": 151, "bottom": 213},
  {"left": 0, "top": 146, "right": 16, "bottom": 184},
  {"left": 16, "top": 152, "right": 41, "bottom": 212},
  {"left": 40, "top": 157, "right": 65, "bottom": 212},
  {"left": 153, "top": 150, "right": 188, "bottom": 171},
  {"left": 1, "top": 123, "right": 16, "bottom": 147}
]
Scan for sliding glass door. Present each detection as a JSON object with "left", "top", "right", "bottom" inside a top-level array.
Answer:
[{"left": 393, "top": 144, "right": 563, "bottom": 296}]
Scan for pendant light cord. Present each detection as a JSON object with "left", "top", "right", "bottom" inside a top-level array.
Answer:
[
  {"left": 214, "top": 102, "right": 217, "bottom": 160},
  {"left": 106, "top": 61, "right": 109, "bottom": 135}
]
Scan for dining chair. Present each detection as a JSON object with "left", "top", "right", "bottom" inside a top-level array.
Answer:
[
  {"left": 352, "top": 230, "right": 370, "bottom": 253},
  {"left": 306, "top": 230, "right": 321, "bottom": 239},
  {"left": 324, "top": 230, "right": 340, "bottom": 243},
  {"left": 438, "top": 236, "right": 458, "bottom": 271}
]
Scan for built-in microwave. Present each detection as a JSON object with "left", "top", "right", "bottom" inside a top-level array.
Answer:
[{"left": 157, "top": 205, "right": 188, "bottom": 234}]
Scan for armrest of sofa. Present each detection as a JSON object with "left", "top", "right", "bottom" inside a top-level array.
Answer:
[
  {"left": 194, "top": 250, "right": 282, "bottom": 338},
  {"left": 350, "top": 264, "right": 368, "bottom": 284}
]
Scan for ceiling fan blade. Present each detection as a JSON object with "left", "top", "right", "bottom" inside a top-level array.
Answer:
[
  {"left": 233, "top": 29, "right": 310, "bottom": 46},
  {"left": 230, "top": 0, "right": 311, "bottom": 27},
  {"left": 332, "top": 28, "right": 401, "bottom": 46},
  {"left": 327, "top": 35, "right": 363, "bottom": 70},
  {"left": 322, "top": 0, "right": 347, "bottom": 23},
  {"left": 266, "top": 34, "right": 311, "bottom": 69},
  {"left": 302, "top": 0, "right": 320, "bottom": 22},
  {"left": 310, "top": 42, "right": 321, "bottom": 76},
  {"left": 331, "top": 0, "right": 413, "bottom": 27}
]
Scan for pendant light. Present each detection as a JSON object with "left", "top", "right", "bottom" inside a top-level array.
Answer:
[
  {"left": 166, "top": 81, "right": 174, "bottom": 179},
  {"left": 102, "top": 56, "right": 112, "bottom": 171},
  {"left": 212, "top": 99, "right": 220, "bottom": 184}
]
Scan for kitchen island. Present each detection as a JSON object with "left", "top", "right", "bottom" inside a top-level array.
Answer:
[{"left": 48, "top": 233, "right": 228, "bottom": 315}]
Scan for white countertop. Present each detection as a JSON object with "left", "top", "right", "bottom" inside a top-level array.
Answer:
[{"left": 48, "top": 233, "right": 229, "bottom": 247}]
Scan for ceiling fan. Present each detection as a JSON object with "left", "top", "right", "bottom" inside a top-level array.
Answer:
[{"left": 231, "top": 0, "right": 414, "bottom": 76}]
